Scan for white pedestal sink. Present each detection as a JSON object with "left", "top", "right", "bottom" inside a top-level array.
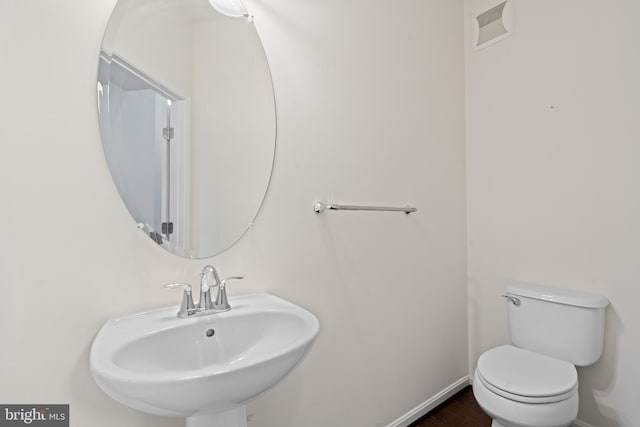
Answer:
[{"left": 90, "top": 294, "right": 319, "bottom": 427}]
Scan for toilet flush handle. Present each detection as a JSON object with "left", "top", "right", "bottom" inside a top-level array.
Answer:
[{"left": 502, "top": 295, "right": 521, "bottom": 306}]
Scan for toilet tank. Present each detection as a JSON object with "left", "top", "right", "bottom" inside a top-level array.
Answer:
[{"left": 506, "top": 283, "right": 609, "bottom": 366}]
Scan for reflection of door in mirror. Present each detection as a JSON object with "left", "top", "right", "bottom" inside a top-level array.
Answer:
[{"left": 98, "top": 55, "right": 191, "bottom": 255}]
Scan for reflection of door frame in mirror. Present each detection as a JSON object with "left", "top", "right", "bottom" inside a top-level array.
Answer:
[
  {"left": 99, "top": 52, "right": 191, "bottom": 253},
  {"left": 166, "top": 99, "right": 191, "bottom": 253}
]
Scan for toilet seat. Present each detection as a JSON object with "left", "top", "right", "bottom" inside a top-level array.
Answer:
[{"left": 476, "top": 345, "right": 578, "bottom": 404}]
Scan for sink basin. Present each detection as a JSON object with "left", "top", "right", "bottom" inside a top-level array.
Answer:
[{"left": 90, "top": 293, "right": 319, "bottom": 425}]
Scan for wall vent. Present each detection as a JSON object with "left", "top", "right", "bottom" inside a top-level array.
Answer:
[{"left": 474, "top": 1, "right": 513, "bottom": 50}]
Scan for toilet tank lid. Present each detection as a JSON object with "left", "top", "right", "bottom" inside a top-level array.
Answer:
[{"left": 506, "top": 283, "right": 609, "bottom": 308}]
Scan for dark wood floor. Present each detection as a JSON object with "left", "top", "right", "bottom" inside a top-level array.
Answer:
[{"left": 409, "top": 386, "right": 491, "bottom": 427}]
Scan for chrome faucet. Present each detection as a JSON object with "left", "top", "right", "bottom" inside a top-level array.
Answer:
[
  {"left": 199, "top": 265, "right": 221, "bottom": 311},
  {"left": 163, "top": 265, "right": 243, "bottom": 318}
]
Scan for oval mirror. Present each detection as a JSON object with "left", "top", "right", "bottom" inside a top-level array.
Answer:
[{"left": 97, "top": 0, "right": 276, "bottom": 258}]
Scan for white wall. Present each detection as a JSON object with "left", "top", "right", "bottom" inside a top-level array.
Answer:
[
  {"left": 465, "top": 0, "right": 640, "bottom": 425},
  {"left": 0, "top": 1, "right": 467, "bottom": 427}
]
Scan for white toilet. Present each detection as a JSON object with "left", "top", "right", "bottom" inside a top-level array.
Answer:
[{"left": 472, "top": 283, "right": 609, "bottom": 427}]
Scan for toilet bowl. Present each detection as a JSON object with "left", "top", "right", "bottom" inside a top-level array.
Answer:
[
  {"left": 472, "top": 345, "right": 578, "bottom": 427},
  {"left": 472, "top": 283, "right": 609, "bottom": 427}
]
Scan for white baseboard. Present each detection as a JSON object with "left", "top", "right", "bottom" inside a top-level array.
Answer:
[{"left": 385, "top": 376, "right": 472, "bottom": 427}]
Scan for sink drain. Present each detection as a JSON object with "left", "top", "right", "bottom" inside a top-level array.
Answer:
[{"left": 205, "top": 329, "right": 215, "bottom": 337}]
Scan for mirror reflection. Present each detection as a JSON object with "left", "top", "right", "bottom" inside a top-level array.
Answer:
[{"left": 97, "top": 0, "right": 276, "bottom": 258}]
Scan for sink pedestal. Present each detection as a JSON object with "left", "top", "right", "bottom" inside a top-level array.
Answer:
[{"left": 186, "top": 406, "right": 247, "bottom": 427}]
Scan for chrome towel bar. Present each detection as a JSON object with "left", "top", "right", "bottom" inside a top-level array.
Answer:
[{"left": 313, "top": 202, "right": 417, "bottom": 214}]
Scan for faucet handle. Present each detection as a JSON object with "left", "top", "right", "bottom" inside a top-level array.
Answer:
[
  {"left": 214, "top": 277, "right": 244, "bottom": 311},
  {"left": 163, "top": 283, "right": 197, "bottom": 318},
  {"left": 163, "top": 283, "right": 192, "bottom": 291},
  {"left": 221, "top": 276, "right": 244, "bottom": 286}
]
